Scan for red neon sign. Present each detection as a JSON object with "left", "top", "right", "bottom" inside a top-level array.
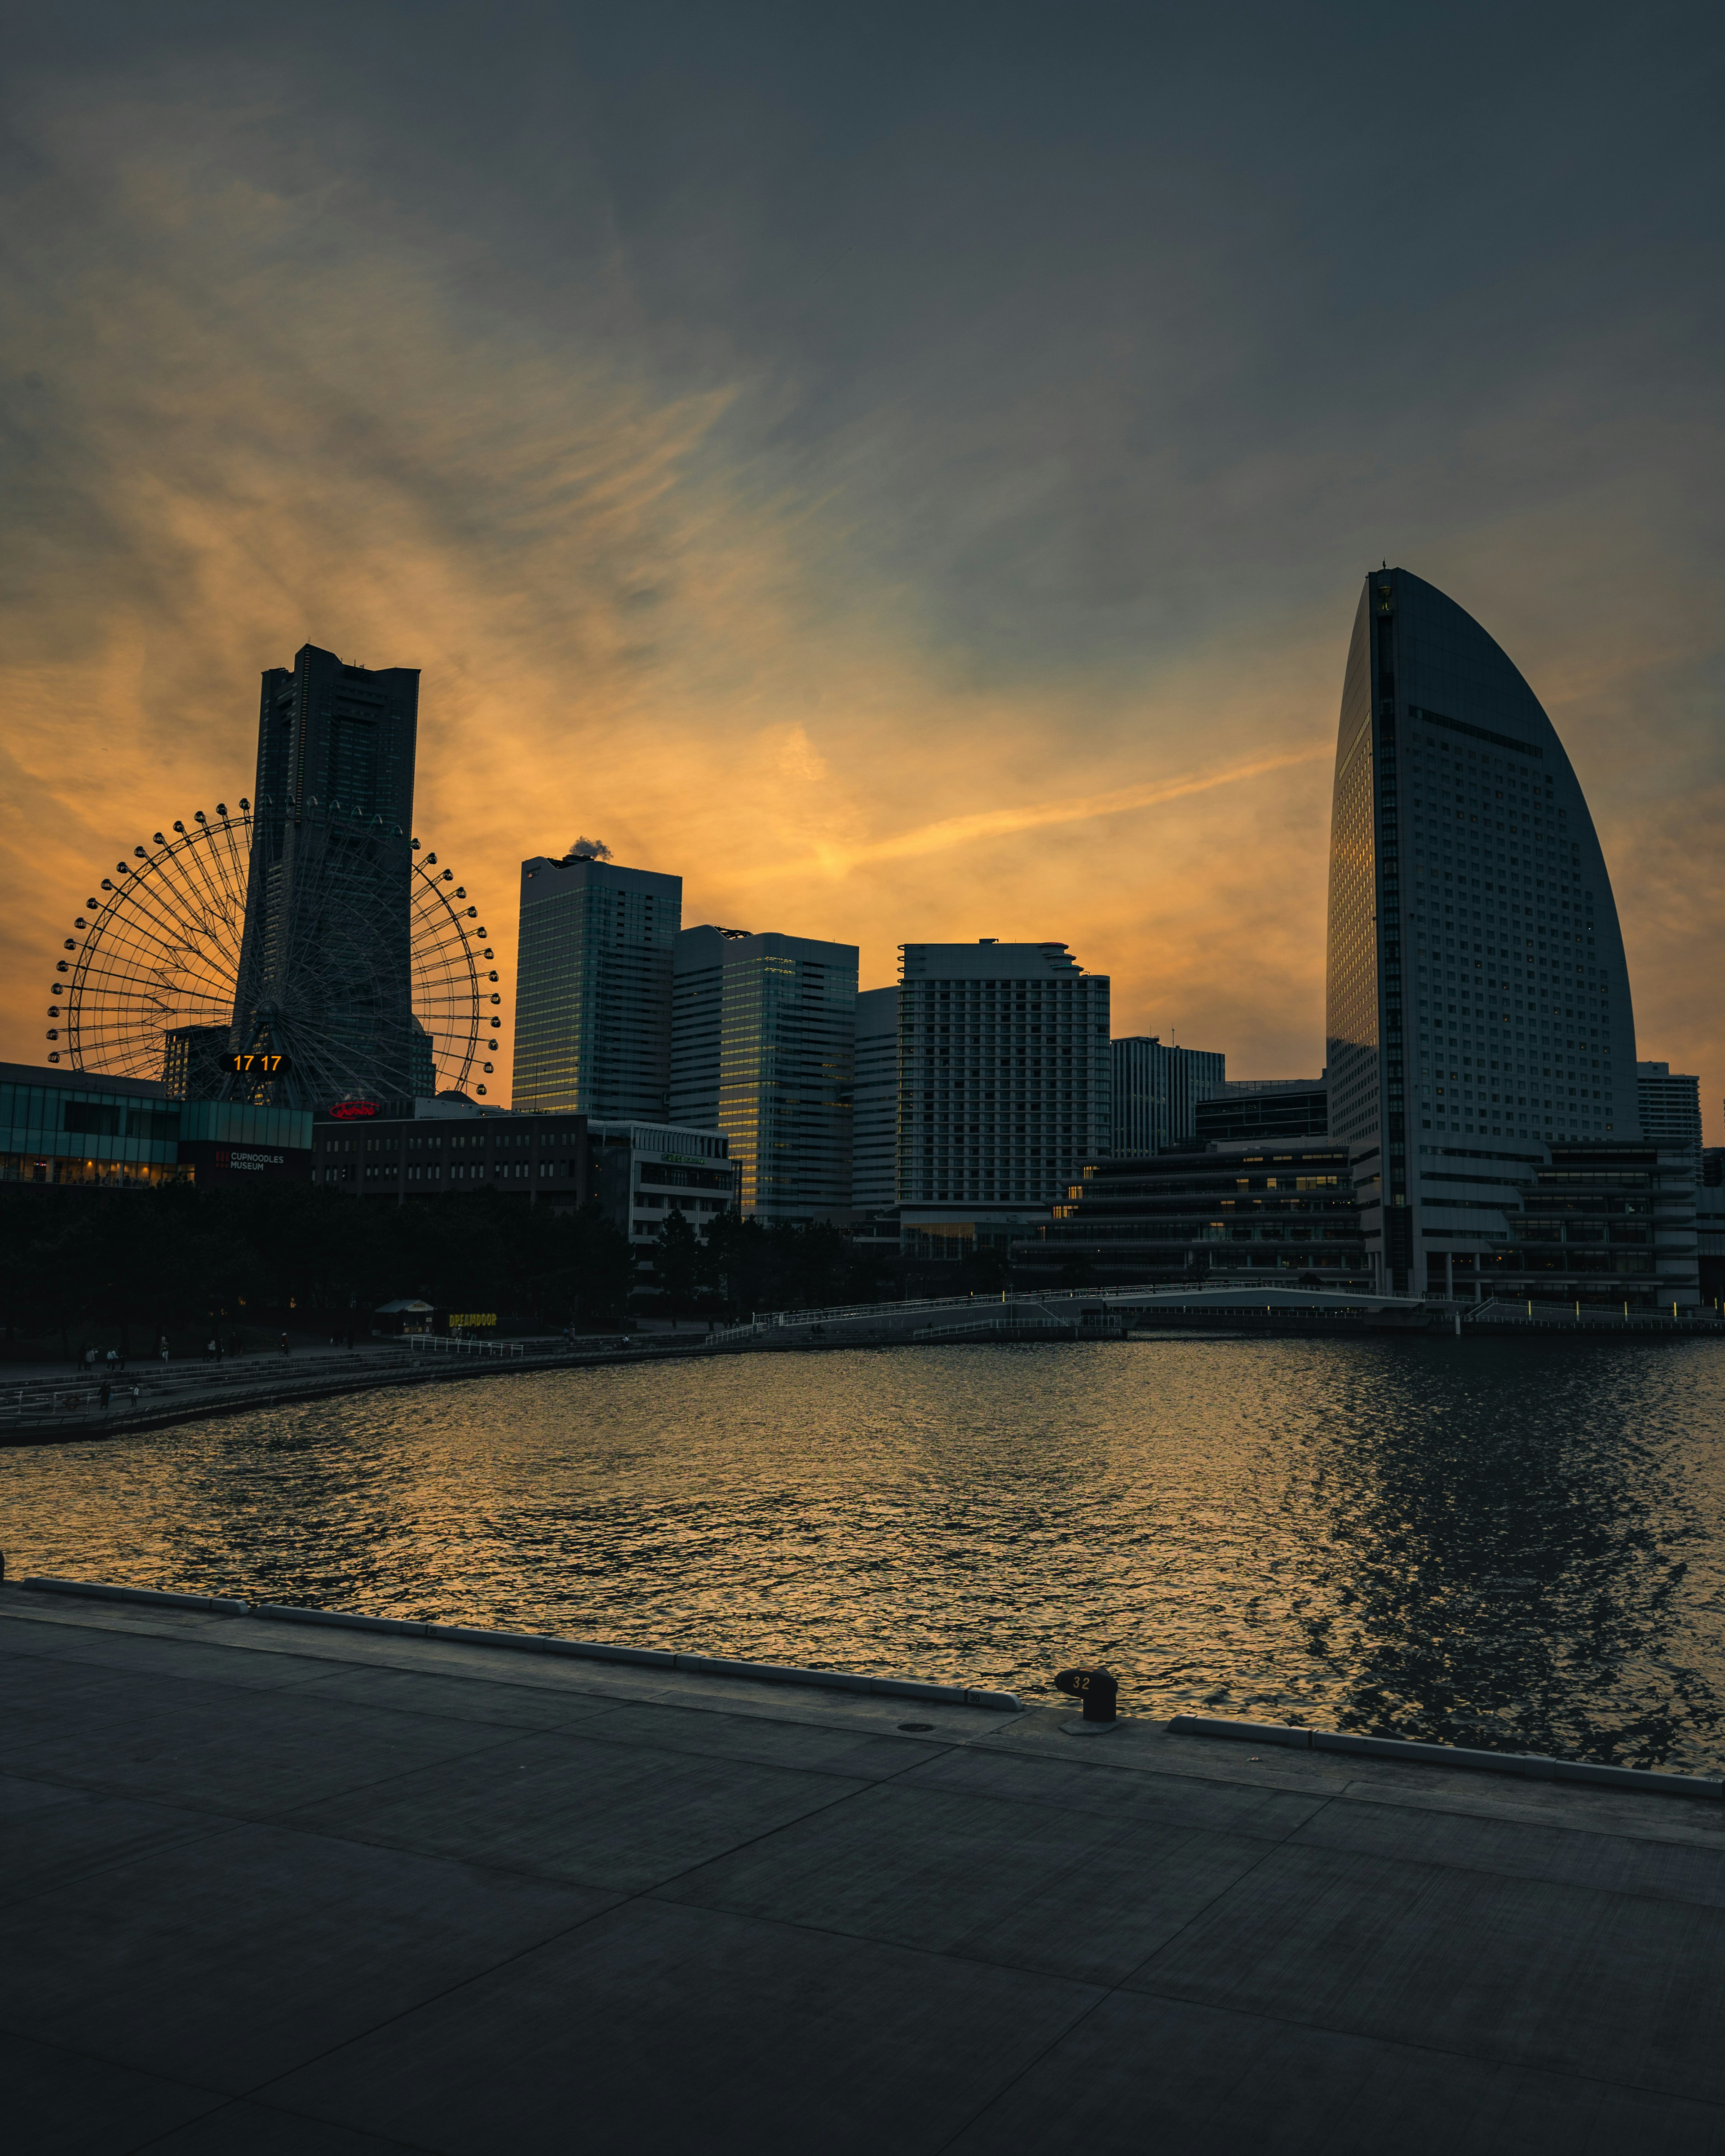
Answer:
[{"left": 329, "top": 1100, "right": 380, "bottom": 1121}]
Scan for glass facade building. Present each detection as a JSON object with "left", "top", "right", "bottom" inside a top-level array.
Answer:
[
  {"left": 1325, "top": 567, "right": 1641, "bottom": 1295},
  {"left": 672, "top": 926, "right": 857, "bottom": 1224},
  {"left": 851, "top": 985, "right": 899, "bottom": 1213},
  {"left": 512, "top": 854, "right": 681, "bottom": 1120},
  {"left": 1194, "top": 1079, "right": 1328, "bottom": 1144},
  {"left": 1110, "top": 1037, "right": 1224, "bottom": 1155},
  {"left": 1, "top": 1062, "right": 311, "bottom": 1188}
]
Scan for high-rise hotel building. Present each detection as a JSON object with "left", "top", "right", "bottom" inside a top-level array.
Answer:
[
  {"left": 1326, "top": 567, "right": 1641, "bottom": 1295},
  {"left": 897, "top": 942, "right": 1110, "bottom": 1255},
  {"left": 512, "top": 852, "right": 681, "bottom": 1120}
]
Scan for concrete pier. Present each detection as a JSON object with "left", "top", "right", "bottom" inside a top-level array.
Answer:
[{"left": 4, "top": 1585, "right": 1725, "bottom": 2152}]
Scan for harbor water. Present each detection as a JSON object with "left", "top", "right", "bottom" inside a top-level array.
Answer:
[{"left": 4, "top": 1337, "right": 1724, "bottom": 1772}]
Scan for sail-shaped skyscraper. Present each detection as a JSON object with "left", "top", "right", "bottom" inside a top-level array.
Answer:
[{"left": 1325, "top": 568, "right": 1643, "bottom": 1297}]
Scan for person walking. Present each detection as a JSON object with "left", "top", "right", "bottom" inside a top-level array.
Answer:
[
  {"left": 105, "top": 1347, "right": 119, "bottom": 1375},
  {"left": 205, "top": 1337, "right": 217, "bottom": 1362},
  {"left": 99, "top": 1378, "right": 111, "bottom": 1411},
  {"left": 280, "top": 1331, "right": 290, "bottom": 1356},
  {"left": 159, "top": 1335, "right": 170, "bottom": 1365}
]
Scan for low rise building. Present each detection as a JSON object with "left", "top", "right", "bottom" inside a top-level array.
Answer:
[
  {"left": 1699, "top": 1149, "right": 1725, "bottom": 1306},
  {"left": 1, "top": 1062, "right": 311, "bottom": 1191},
  {"left": 1013, "top": 1141, "right": 1368, "bottom": 1287},
  {"left": 1415, "top": 1139, "right": 1698, "bottom": 1306},
  {"left": 311, "top": 1100, "right": 734, "bottom": 1256},
  {"left": 1014, "top": 1130, "right": 1698, "bottom": 1307}
]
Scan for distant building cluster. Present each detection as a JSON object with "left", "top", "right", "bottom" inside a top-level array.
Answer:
[{"left": 15, "top": 573, "right": 1713, "bottom": 1309}]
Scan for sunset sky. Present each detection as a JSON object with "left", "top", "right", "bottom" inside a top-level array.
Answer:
[{"left": 3, "top": 3, "right": 1721, "bottom": 1132}]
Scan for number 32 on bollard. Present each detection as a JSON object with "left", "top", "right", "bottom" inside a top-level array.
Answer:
[{"left": 1054, "top": 1666, "right": 1119, "bottom": 1724}]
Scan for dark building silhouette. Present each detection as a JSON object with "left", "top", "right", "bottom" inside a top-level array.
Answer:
[
  {"left": 1325, "top": 569, "right": 1640, "bottom": 1296},
  {"left": 1015, "top": 1141, "right": 1368, "bottom": 1286},
  {"left": 230, "top": 645, "right": 421, "bottom": 1108},
  {"left": 162, "top": 1025, "right": 232, "bottom": 1103}
]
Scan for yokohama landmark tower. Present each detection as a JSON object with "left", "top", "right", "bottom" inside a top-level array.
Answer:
[{"left": 230, "top": 643, "right": 421, "bottom": 1107}]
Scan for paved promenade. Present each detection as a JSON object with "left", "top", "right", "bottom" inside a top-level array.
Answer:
[{"left": 4, "top": 1586, "right": 1725, "bottom": 2152}]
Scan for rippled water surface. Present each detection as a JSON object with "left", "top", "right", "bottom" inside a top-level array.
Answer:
[{"left": 5, "top": 1339, "right": 1725, "bottom": 1770}]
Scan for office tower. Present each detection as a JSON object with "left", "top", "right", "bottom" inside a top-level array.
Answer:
[
  {"left": 672, "top": 926, "right": 858, "bottom": 1224},
  {"left": 852, "top": 985, "right": 899, "bottom": 1212},
  {"left": 1637, "top": 1063, "right": 1702, "bottom": 1180},
  {"left": 897, "top": 942, "right": 1110, "bottom": 1229},
  {"left": 232, "top": 644, "right": 421, "bottom": 1104},
  {"left": 512, "top": 852, "right": 681, "bottom": 1118},
  {"left": 1110, "top": 1037, "right": 1224, "bottom": 1154},
  {"left": 1325, "top": 566, "right": 1640, "bottom": 1295},
  {"left": 1194, "top": 1078, "right": 1328, "bottom": 1144}
]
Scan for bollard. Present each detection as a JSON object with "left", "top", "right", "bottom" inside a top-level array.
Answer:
[{"left": 1055, "top": 1666, "right": 1119, "bottom": 1724}]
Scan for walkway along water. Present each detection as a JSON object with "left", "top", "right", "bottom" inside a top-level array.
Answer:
[
  {"left": 4, "top": 1577, "right": 1724, "bottom": 2150},
  {"left": 6, "top": 1286, "right": 1718, "bottom": 1445}
]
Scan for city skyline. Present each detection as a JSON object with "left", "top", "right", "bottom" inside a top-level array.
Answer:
[
  {"left": 19, "top": 630, "right": 1715, "bottom": 1139},
  {"left": 2, "top": 10, "right": 1718, "bottom": 1134}
]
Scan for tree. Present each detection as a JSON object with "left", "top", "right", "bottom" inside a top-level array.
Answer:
[
  {"left": 704, "top": 1210, "right": 774, "bottom": 1314},
  {"left": 650, "top": 1210, "right": 705, "bottom": 1326},
  {"left": 560, "top": 1199, "right": 638, "bottom": 1324},
  {"left": 967, "top": 1246, "right": 1014, "bottom": 1294}
]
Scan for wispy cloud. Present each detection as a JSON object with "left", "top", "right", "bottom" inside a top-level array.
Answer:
[
  {"left": 0, "top": 56, "right": 1717, "bottom": 1126},
  {"left": 780, "top": 748, "right": 1328, "bottom": 878}
]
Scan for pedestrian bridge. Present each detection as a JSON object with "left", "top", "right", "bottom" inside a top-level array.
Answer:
[{"left": 708, "top": 1282, "right": 1434, "bottom": 1348}]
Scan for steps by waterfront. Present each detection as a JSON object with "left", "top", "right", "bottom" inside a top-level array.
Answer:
[{"left": 4, "top": 1581, "right": 1724, "bottom": 2151}]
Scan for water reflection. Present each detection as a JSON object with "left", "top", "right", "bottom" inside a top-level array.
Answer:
[
  {"left": 1294, "top": 1345, "right": 1724, "bottom": 1766},
  {"left": 4, "top": 1339, "right": 1723, "bottom": 1771}
]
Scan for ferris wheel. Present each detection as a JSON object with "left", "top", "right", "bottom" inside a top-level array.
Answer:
[{"left": 45, "top": 799, "right": 501, "bottom": 1107}]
